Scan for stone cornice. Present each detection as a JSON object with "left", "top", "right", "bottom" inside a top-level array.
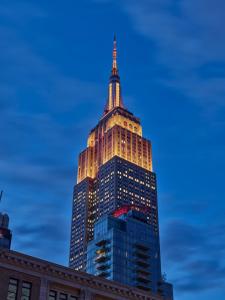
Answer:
[{"left": 0, "top": 249, "right": 161, "bottom": 300}]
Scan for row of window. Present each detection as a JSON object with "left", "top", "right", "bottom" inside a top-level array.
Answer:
[
  {"left": 49, "top": 290, "right": 78, "bottom": 300},
  {"left": 7, "top": 279, "right": 79, "bottom": 300},
  {"left": 7, "top": 278, "right": 32, "bottom": 300}
]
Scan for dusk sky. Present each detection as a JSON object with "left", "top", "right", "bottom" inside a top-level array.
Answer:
[{"left": 1, "top": 0, "right": 225, "bottom": 299}]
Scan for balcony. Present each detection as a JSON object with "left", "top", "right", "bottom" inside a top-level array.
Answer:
[
  {"left": 133, "top": 251, "right": 150, "bottom": 260},
  {"left": 96, "top": 239, "right": 110, "bottom": 247},
  {"left": 96, "top": 264, "right": 110, "bottom": 271},
  {"left": 134, "top": 243, "right": 149, "bottom": 252},
  {"left": 98, "top": 271, "right": 110, "bottom": 278},
  {"left": 136, "top": 268, "right": 150, "bottom": 276},
  {"left": 96, "top": 247, "right": 110, "bottom": 255},
  {"left": 134, "top": 258, "right": 150, "bottom": 268},
  {"left": 136, "top": 284, "right": 151, "bottom": 292},
  {"left": 136, "top": 275, "right": 151, "bottom": 284},
  {"left": 95, "top": 255, "right": 110, "bottom": 263}
]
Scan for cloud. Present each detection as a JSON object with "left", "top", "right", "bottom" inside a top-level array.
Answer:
[
  {"left": 123, "top": 0, "right": 225, "bottom": 61},
  {"left": 161, "top": 220, "right": 225, "bottom": 293},
  {"left": 0, "top": 1, "right": 99, "bottom": 265},
  {"left": 0, "top": 1, "right": 103, "bottom": 194},
  {"left": 0, "top": 26, "right": 103, "bottom": 115},
  {"left": 0, "top": 1, "right": 105, "bottom": 117},
  {"left": 0, "top": 159, "right": 72, "bottom": 191},
  {"left": 101, "top": 0, "right": 225, "bottom": 110},
  {"left": 13, "top": 215, "right": 70, "bottom": 263}
]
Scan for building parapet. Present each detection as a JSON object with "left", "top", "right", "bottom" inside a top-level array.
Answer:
[{"left": 0, "top": 249, "right": 162, "bottom": 300}]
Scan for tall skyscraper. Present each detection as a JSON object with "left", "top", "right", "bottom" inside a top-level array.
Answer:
[{"left": 69, "top": 36, "right": 172, "bottom": 298}]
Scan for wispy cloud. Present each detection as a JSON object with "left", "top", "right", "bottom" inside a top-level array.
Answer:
[
  {"left": 12, "top": 199, "right": 70, "bottom": 263},
  {"left": 161, "top": 219, "right": 225, "bottom": 294},
  {"left": 0, "top": 26, "right": 103, "bottom": 114},
  {"left": 0, "top": 1, "right": 103, "bottom": 186},
  {"left": 0, "top": 1, "right": 103, "bottom": 265},
  {"left": 101, "top": 0, "right": 225, "bottom": 110}
]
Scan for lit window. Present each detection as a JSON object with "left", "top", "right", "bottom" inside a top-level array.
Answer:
[
  {"left": 49, "top": 290, "right": 57, "bottom": 300},
  {"left": 59, "top": 293, "right": 68, "bottom": 300},
  {"left": 21, "top": 281, "right": 32, "bottom": 300},
  {"left": 7, "top": 278, "right": 18, "bottom": 300}
]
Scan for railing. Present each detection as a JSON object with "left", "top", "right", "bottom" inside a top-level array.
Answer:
[
  {"left": 95, "top": 239, "right": 110, "bottom": 247},
  {"left": 133, "top": 250, "right": 150, "bottom": 259},
  {"left": 134, "top": 258, "right": 150, "bottom": 268},
  {"left": 95, "top": 247, "right": 111, "bottom": 255},
  {"left": 97, "top": 271, "right": 110, "bottom": 278},
  {"left": 134, "top": 243, "right": 149, "bottom": 251},
  {"left": 95, "top": 255, "right": 110, "bottom": 263},
  {"left": 96, "top": 264, "right": 110, "bottom": 271}
]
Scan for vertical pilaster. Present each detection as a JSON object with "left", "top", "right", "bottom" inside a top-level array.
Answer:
[
  {"left": 39, "top": 278, "right": 48, "bottom": 300},
  {"left": 80, "top": 288, "right": 94, "bottom": 300}
]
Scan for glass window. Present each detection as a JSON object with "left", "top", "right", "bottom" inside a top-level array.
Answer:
[
  {"left": 49, "top": 290, "right": 57, "bottom": 300},
  {"left": 7, "top": 278, "right": 18, "bottom": 300},
  {"left": 21, "top": 282, "right": 32, "bottom": 300},
  {"left": 59, "top": 293, "right": 68, "bottom": 300}
]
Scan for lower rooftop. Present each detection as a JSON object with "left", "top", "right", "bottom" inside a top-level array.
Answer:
[{"left": 0, "top": 249, "right": 164, "bottom": 300}]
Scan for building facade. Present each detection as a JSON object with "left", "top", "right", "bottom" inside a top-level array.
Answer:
[
  {"left": 86, "top": 209, "right": 161, "bottom": 292},
  {"left": 0, "top": 249, "right": 162, "bottom": 300},
  {"left": 69, "top": 36, "right": 172, "bottom": 298},
  {"left": 69, "top": 37, "right": 157, "bottom": 269}
]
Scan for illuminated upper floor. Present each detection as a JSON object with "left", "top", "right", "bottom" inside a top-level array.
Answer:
[{"left": 77, "top": 36, "right": 152, "bottom": 183}]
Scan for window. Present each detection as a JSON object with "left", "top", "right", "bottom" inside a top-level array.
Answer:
[
  {"left": 49, "top": 290, "right": 57, "bottom": 300},
  {"left": 21, "top": 282, "right": 32, "bottom": 300},
  {"left": 59, "top": 293, "right": 68, "bottom": 300},
  {"left": 7, "top": 278, "right": 18, "bottom": 300},
  {"left": 70, "top": 296, "right": 78, "bottom": 300}
]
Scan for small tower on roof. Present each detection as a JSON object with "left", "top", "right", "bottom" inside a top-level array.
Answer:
[{"left": 0, "top": 191, "right": 12, "bottom": 250}]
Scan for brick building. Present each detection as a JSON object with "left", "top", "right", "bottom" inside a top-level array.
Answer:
[{"left": 0, "top": 249, "right": 162, "bottom": 300}]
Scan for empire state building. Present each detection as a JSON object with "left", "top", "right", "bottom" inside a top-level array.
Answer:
[{"left": 69, "top": 37, "right": 173, "bottom": 299}]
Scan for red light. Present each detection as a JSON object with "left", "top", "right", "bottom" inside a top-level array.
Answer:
[
  {"left": 113, "top": 205, "right": 151, "bottom": 218},
  {"left": 113, "top": 205, "right": 131, "bottom": 217}
]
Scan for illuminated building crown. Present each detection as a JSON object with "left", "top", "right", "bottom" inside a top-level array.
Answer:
[{"left": 77, "top": 36, "right": 152, "bottom": 183}]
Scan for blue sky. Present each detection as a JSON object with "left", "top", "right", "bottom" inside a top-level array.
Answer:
[{"left": 0, "top": 0, "right": 225, "bottom": 299}]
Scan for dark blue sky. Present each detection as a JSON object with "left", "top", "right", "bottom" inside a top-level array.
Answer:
[{"left": 1, "top": 0, "right": 225, "bottom": 299}]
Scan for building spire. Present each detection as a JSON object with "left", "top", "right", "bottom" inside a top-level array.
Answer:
[
  {"left": 104, "top": 35, "right": 124, "bottom": 115},
  {"left": 112, "top": 33, "right": 118, "bottom": 75}
]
